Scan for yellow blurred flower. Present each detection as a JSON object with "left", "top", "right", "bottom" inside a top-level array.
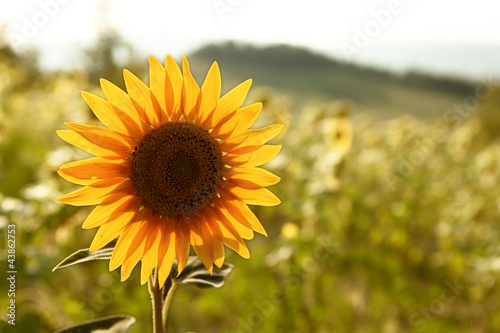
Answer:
[
  {"left": 281, "top": 222, "right": 300, "bottom": 240},
  {"left": 323, "top": 101, "right": 353, "bottom": 156}
]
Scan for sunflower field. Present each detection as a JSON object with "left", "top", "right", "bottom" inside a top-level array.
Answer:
[{"left": 1, "top": 40, "right": 500, "bottom": 333}]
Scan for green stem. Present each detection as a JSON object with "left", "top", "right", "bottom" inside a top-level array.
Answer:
[
  {"left": 148, "top": 269, "right": 164, "bottom": 333},
  {"left": 162, "top": 276, "right": 178, "bottom": 332}
]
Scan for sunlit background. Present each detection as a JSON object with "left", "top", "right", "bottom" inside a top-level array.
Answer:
[
  {"left": 1, "top": 0, "right": 500, "bottom": 332},
  {"left": 2, "top": 0, "right": 500, "bottom": 76}
]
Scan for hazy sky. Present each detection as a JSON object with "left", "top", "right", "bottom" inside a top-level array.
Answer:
[{"left": 1, "top": 0, "right": 499, "bottom": 73}]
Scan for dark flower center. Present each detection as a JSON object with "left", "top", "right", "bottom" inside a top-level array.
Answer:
[{"left": 130, "top": 122, "right": 224, "bottom": 219}]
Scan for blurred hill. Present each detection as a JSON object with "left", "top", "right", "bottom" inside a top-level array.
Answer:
[
  {"left": 347, "top": 43, "right": 500, "bottom": 79},
  {"left": 188, "top": 42, "right": 478, "bottom": 119}
]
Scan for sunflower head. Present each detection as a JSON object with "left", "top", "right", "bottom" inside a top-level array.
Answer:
[{"left": 57, "top": 55, "right": 282, "bottom": 287}]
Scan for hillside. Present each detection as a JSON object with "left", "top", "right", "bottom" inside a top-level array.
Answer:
[{"left": 188, "top": 42, "right": 477, "bottom": 119}]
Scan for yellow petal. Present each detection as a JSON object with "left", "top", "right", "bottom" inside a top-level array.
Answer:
[
  {"left": 211, "top": 103, "right": 262, "bottom": 139},
  {"left": 230, "top": 166, "right": 281, "bottom": 188},
  {"left": 157, "top": 218, "right": 176, "bottom": 287},
  {"left": 223, "top": 199, "right": 267, "bottom": 236},
  {"left": 123, "top": 69, "right": 159, "bottom": 127},
  {"left": 225, "top": 145, "right": 262, "bottom": 155},
  {"left": 218, "top": 133, "right": 249, "bottom": 153},
  {"left": 88, "top": 196, "right": 140, "bottom": 251},
  {"left": 141, "top": 220, "right": 161, "bottom": 285},
  {"left": 81, "top": 91, "right": 141, "bottom": 140},
  {"left": 203, "top": 207, "right": 250, "bottom": 259},
  {"left": 208, "top": 79, "right": 252, "bottom": 129},
  {"left": 201, "top": 220, "right": 224, "bottom": 268},
  {"left": 58, "top": 156, "right": 130, "bottom": 185},
  {"left": 57, "top": 178, "right": 130, "bottom": 206},
  {"left": 164, "top": 55, "right": 182, "bottom": 119},
  {"left": 110, "top": 219, "right": 147, "bottom": 271},
  {"left": 121, "top": 253, "right": 140, "bottom": 281},
  {"left": 215, "top": 203, "right": 254, "bottom": 240},
  {"left": 196, "top": 62, "right": 221, "bottom": 125},
  {"left": 149, "top": 56, "right": 167, "bottom": 124},
  {"left": 214, "top": 199, "right": 255, "bottom": 238},
  {"left": 119, "top": 215, "right": 155, "bottom": 281},
  {"left": 57, "top": 130, "right": 129, "bottom": 158},
  {"left": 165, "top": 55, "right": 182, "bottom": 118},
  {"left": 227, "top": 124, "right": 284, "bottom": 149},
  {"left": 82, "top": 190, "right": 138, "bottom": 229},
  {"left": 189, "top": 216, "right": 214, "bottom": 273},
  {"left": 225, "top": 145, "right": 282, "bottom": 167},
  {"left": 64, "top": 122, "right": 135, "bottom": 154},
  {"left": 100, "top": 78, "right": 148, "bottom": 132},
  {"left": 212, "top": 237, "right": 225, "bottom": 268},
  {"left": 179, "top": 55, "right": 200, "bottom": 122},
  {"left": 224, "top": 186, "right": 281, "bottom": 206},
  {"left": 120, "top": 233, "right": 148, "bottom": 281},
  {"left": 174, "top": 218, "right": 190, "bottom": 276}
]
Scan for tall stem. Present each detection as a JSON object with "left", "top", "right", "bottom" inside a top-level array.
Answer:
[
  {"left": 148, "top": 269, "right": 164, "bottom": 333},
  {"left": 162, "top": 277, "right": 177, "bottom": 331}
]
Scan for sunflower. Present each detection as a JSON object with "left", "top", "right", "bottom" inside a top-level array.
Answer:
[{"left": 57, "top": 55, "right": 282, "bottom": 287}]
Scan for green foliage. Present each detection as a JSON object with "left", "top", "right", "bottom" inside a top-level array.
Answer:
[
  {"left": 53, "top": 315, "right": 135, "bottom": 333},
  {"left": 474, "top": 86, "right": 500, "bottom": 141},
  {"left": 171, "top": 257, "right": 233, "bottom": 289},
  {"left": 53, "top": 248, "right": 234, "bottom": 289},
  {"left": 1, "top": 40, "right": 500, "bottom": 333},
  {"left": 82, "top": 29, "right": 145, "bottom": 90},
  {"left": 53, "top": 244, "right": 116, "bottom": 272}
]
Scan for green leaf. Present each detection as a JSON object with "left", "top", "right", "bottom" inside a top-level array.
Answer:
[
  {"left": 53, "top": 314, "right": 135, "bottom": 333},
  {"left": 53, "top": 242, "right": 116, "bottom": 271},
  {"left": 171, "top": 256, "right": 234, "bottom": 288}
]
